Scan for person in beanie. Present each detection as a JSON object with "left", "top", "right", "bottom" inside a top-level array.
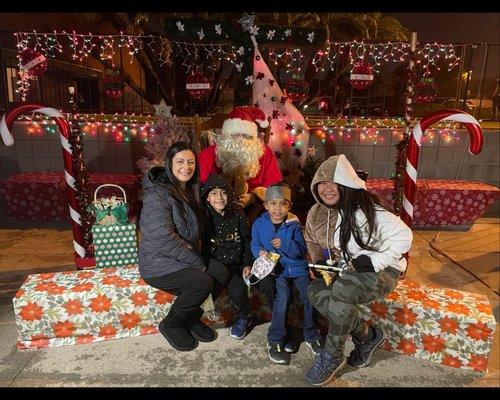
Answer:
[
  {"left": 201, "top": 174, "right": 268, "bottom": 340},
  {"left": 138, "top": 141, "right": 217, "bottom": 352},
  {"left": 198, "top": 106, "right": 282, "bottom": 221},
  {"left": 251, "top": 182, "right": 322, "bottom": 365},
  {"left": 304, "top": 154, "right": 413, "bottom": 386}
]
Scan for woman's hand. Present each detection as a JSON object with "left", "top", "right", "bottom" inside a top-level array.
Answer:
[{"left": 242, "top": 266, "right": 251, "bottom": 277}]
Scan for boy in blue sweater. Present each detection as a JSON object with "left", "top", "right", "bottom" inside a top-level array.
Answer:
[{"left": 251, "top": 182, "right": 322, "bottom": 365}]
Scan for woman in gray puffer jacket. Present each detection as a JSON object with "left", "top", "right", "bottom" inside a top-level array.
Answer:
[{"left": 139, "top": 141, "right": 216, "bottom": 352}]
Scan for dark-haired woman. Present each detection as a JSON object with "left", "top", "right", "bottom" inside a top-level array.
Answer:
[
  {"left": 303, "top": 154, "right": 413, "bottom": 386},
  {"left": 139, "top": 141, "right": 216, "bottom": 352}
]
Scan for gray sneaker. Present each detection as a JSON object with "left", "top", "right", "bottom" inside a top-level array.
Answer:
[{"left": 347, "top": 325, "right": 386, "bottom": 367}]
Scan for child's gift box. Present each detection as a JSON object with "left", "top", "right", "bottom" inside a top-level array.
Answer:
[
  {"left": 358, "top": 278, "right": 497, "bottom": 373},
  {"left": 92, "top": 224, "right": 139, "bottom": 268}
]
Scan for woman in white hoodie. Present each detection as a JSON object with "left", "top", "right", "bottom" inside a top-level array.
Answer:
[{"left": 304, "top": 154, "right": 413, "bottom": 386}]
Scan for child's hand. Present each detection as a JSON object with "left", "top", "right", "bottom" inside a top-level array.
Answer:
[
  {"left": 271, "top": 238, "right": 281, "bottom": 249},
  {"left": 259, "top": 249, "right": 268, "bottom": 257},
  {"left": 242, "top": 266, "right": 251, "bottom": 277}
]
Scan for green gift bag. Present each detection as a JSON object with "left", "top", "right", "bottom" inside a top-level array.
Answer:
[{"left": 90, "top": 184, "right": 138, "bottom": 268}]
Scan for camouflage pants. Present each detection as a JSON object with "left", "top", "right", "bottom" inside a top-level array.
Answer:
[{"left": 308, "top": 267, "right": 400, "bottom": 358}]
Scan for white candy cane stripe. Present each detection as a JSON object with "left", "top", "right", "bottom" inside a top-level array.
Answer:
[
  {"left": 69, "top": 205, "right": 82, "bottom": 225},
  {"left": 412, "top": 122, "right": 423, "bottom": 146},
  {"left": 402, "top": 195, "right": 414, "bottom": 218},
  {"left": 73, "top": 240, "right": 86, "bottom": 258},
  {"left": 37, "top": 107, "right": 64, "bottom": 118},
  {"left": 406, "top": 160, "right": 418, "bottom": 183},
  {"left": 65, "top": 170, "right": 76, "bottom": 191},
  {"left": 443, "top": 113, "right": 480, "bottom": 125},
  {"left": 0, "top": 114, "right": 14, "bottom": 146},
  {"left": 60, "top": 133, "right": 72, "bottom": 154}
]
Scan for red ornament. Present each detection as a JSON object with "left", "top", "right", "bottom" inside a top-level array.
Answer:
[
  {"left": 414, "top": 78, "right": 438, "bottom": 104},
  {"left": 186, "top": 71, "right": 211, "bottom": 100},
  {"left": 287, "top": 78, "right": 309, "bottom": 103},
  {"left": 104, "top": 75, "right": 125, "bottom": 99},
  {"left": 19, "top": 48, "right": 48, "bottom": 77},
  {"left": 350, "top": 61, "right": 374, "bottom": 90}
]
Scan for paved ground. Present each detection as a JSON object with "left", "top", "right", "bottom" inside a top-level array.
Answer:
[{"left": 0, "top": 211, "right": 498, "bottom": 388}]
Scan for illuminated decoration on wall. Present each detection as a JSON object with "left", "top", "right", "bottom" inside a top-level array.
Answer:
[
  {"left": 414, "top": 78, "right": 438, "bottom": 104},
  {"left": 286, "top": 77, "right": 309, "bottom": 104},
  {"left": 185, "top": 70, "right": 211, "bottom": 100},
  {"left": 350, "top": 61, "right": 374, "bottom": 90},
  {"left": 104, "top": 73, "right": 125, "bottom": 99}
]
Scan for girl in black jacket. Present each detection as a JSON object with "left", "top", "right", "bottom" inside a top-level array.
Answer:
[{"left": 139, "top": 141, "right": 216, "bottom": 352}]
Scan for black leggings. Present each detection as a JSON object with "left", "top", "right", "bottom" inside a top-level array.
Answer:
[{"left": 207, "top": 258, "right": 276, "bottom": 319}]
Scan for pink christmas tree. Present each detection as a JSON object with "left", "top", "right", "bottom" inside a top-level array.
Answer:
[{"left": 137, "top": 100, "right": 190, "bottom": 174}]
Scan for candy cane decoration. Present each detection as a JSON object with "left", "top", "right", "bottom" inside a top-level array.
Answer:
[
  {"left": 1, "top": 102, "right": 86, "bottom": 258},
  {"left": 402, "top": 109, "right": 483, "bottom": 227}
]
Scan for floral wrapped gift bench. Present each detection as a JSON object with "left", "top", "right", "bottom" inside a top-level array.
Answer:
[
  {"left": 359, "top": 278, "right": 497, "bottom": 373},
  {"left": 13, "top": 265, "right": 273, "bottom": 349}
]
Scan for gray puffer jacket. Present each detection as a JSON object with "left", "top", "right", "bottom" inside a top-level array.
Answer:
[{"left": 138, "top": 166, "right": 205, "bottom": 279}]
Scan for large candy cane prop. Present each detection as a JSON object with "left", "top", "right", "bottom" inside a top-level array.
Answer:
[
  {"left": 1, "top": 102, "right": 86, "bottom": 258},
  {"left": 402, "top": 109, "right": 483, "bottom": 227}
]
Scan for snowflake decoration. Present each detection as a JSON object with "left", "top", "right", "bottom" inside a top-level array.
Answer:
[
  {"left": 294, "top": 149, "right": 302, "bottom": 158},
  {"left": 215, "top": 24, "right": 222, "bottom": 35},
  {"left": 266, "top": 30, "right": 276, "bottom": 40},
  {"left": 307, "top": 32, "right": 315, "bottom": 43},
  {"left": 274, "top": 151, "right": 282, "bottom": 160},
  {"left": 269, "top": 79, "right": 275, "bottom": 86},
  {"left": 236, "top": 46, "right": 245, "bottom": 55},
  {"left": 176, "top": 21, "right": 185, "bottom": 32},
  {"left": 153, "top": 99, "right": 173, "bottom": 118},
  {"left": 197, "top": 29, "right": 205, "bottom": 40},
  {"left": 307, "top": 146, "right": 317, "bottom": 157},
  {"left": 235, "top": 62, "right": 243, "bottom": 72},
  {"left": 238, "top": 13, "right": 256, "bottom": 32},
  {"left": 245, "top": 75, "right": 254, "bottom": 85},
  {"left": 284, "top": 29, "right": 292, "bottom": 37},
  {"left": 249, "top": 25, "right": 260, "bottom": 36},
  {"left": 256, "top": 72, "right": 265, "bottom": 80}
]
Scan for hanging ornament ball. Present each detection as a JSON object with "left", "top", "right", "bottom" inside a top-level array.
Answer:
[
  {"left": 104, "top": 74, "right": 125, "bottom": 99},
  {"left": 287, "top": 78, "right": 309, "bottom": 103},
  {"left": 414, "top": 78, "right": 438, "bottom": 104},
  {"left": 186, "top": 71, "right": 211, "bottom": 100},
  {"left": 350, "top": 61, "right": 374, "bottom": 90},
  {"left": 19, "top": 48, "right": 48, "bottom": 77}
]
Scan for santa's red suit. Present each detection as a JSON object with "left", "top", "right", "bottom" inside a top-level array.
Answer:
[{"left": 199, "top": 144, "right": 282, "bottom": 192}]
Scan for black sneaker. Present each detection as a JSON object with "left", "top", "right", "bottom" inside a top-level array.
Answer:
[
  {"left": 347, "top": 325, "right": 386, "bottom": 367},
  {"left": 284, "top": 339, "right": 295, "bottom": 353},
  {"left": 305, "top": 338, "right": 323, "bottom": 357},
  {"left": 267, "top": 342, "right": 291, "bottom": 364}
]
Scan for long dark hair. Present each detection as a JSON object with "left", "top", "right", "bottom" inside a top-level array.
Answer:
[
  {"left": 336, "top": 185, "right": 392, "bottom": 262},
  {"left": 164, "top": 141, "right": 201, "bottom": 207}
]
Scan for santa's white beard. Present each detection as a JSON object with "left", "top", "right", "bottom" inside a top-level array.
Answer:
[{"left": 215, "top": 134, "right": 265, "bottom": 179}]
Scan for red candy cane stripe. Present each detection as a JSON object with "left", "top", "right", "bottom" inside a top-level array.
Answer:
[
  {"left": 402, "top": 109, "right": 483, "bottom": 227},
  {"left": 0, "top": 102, "right": 86, "bottom": 258}
]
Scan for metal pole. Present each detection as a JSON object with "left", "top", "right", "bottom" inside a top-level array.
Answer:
[
  {"left": 462, "top": 44, "right": 474, "bottom": 111},
  {"left": 476, "top": 43, "right": 489, "bottom": 119}
]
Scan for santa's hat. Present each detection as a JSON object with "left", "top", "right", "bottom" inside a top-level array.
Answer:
[{"left": 221, "top": 106, "right": 269, "bottom": 138}]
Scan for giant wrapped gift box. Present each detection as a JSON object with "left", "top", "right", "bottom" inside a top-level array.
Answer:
[
  {"left": 13, "top": 265, "right": 277, "bottom": 349},
  {"left": 366, "top": 179, "right": 500, "bottom": 228},
  {"left": 359, "top": 278, "right": 497, "bottom": 373}
]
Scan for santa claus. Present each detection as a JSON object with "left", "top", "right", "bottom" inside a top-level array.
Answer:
[{"left": 198, "top": 106, "right": 282, "bottom": 210}]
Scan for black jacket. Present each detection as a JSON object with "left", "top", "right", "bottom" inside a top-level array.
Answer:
[
  {"left": 201, "top": 174, "right": 253, "bottom": 270},
  {"left": 138, "top": 166, "right": 205, "bottom": 279}
]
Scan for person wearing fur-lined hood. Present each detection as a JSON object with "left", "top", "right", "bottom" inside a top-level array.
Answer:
[{"left": 304, "top": 154, "right": 413, "bottom": 386}]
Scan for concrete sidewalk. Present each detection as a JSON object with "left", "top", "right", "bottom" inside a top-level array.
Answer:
[{"left": 0, "top": 218, "right": 498, "bottom": 387}]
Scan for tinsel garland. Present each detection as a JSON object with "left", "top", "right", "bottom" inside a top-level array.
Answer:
[{"left": 69, "top": 120, "right": 94, "bottom": 257}]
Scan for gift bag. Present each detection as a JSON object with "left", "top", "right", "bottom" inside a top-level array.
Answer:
[
  {"left": 244, "top": 251, "right": 280, "bottom": 286},
  {"left": 90, "top": 184, "right": 138, "bottom": 269}
]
